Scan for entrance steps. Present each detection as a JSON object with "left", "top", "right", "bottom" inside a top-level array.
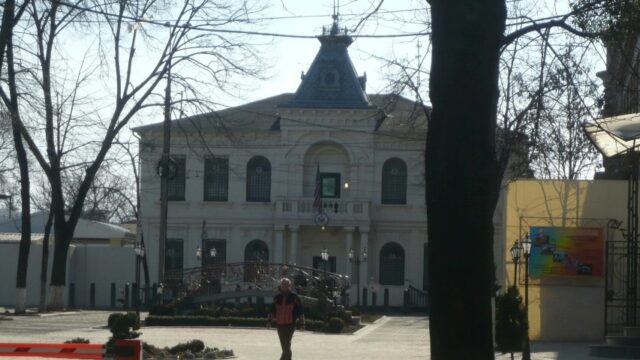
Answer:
[{"left": 589, "top": 327, "right": 640, "bottom": 358}]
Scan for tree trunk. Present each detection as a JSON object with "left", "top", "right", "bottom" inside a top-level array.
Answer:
[
  {"left": 39, "top": 211, "right": 53, "bottom": 312},
  {"left": 427, "top": 1, "right": 506, "bottom": 359},
  {"left": 13, "top": 125, "right": 30, "bottom": 314},
  {"left": 5, "top": 0, "right": 31, "bottom": 314},
  {"left": 48, "top": 223, "right": 71, "bottom": 309}
]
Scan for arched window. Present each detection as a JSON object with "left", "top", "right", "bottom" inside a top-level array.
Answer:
[
  {"left": 381, "top": 158, "right": 407, "bottom": 204},
  {"left": 244, "top": 239, "right": 269, "bottom": 282},
  {"left": 379, "top": 242, "right": 405, "bottom": 286},
  {"left": 244, "top": 239, "right": 269, "bottom": 262},
  {"left": 246, "top": 156, "right": 271, "bottom": 202}
]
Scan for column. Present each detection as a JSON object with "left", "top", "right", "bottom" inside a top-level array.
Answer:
[
  {"left": 360, "top": 230, "right": 369, "bottom": 302},
  {"left": 289, "top": 226, "right": 299, "bottom": 265},
  {"left": 274, "top": 227, "right": 284, "bottom": 264}
]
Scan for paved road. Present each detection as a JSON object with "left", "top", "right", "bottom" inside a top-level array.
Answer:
[{"left": 0, "top": 311, "right": 622, "bottom": 359}]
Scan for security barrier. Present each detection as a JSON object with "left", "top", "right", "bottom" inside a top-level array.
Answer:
[{"left": 0, "top": 340, "right": 141, "bottom": 359}]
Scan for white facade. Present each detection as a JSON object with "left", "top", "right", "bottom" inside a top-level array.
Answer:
[{"left": 136, "top": 25, "right": 429, "bottom": 306}]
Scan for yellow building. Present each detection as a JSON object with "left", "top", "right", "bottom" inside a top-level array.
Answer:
[{"left": 503, "top": 179, "right": 628, "bottom": 340}]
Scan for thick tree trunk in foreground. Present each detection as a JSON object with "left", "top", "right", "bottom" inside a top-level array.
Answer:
[{"left": 426, "top": 1, "right": 506, "bottom": 359}]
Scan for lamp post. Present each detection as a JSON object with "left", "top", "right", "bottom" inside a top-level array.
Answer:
[
  {"left": 348, "top": 247, "right": 367, "bottom": 306},
  {"left": 321, "top": 248, "right": 329, "bottom": 295},
  {"left": 521, "top": 233, "right": 532, "bottom": 360},
  {"left": 134, "top": 241, "right": 145, "bottom": 317},
  {"left": 510, "top": 240, "right": 521, "bottom": 287}
]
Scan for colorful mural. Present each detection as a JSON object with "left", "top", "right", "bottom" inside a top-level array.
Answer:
[{"left": 528, "top": 227, "right": 604, "bottom": 278}]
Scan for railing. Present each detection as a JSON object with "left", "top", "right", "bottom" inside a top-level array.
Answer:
[
  {"left": 164, "top": 262, "right": 351, "bottom": 304},
  {"left": 277, "top": 197, "right": 370, "bottom": 223},
  {"left": 404, "top": 285, "right": 428, "bottom": 310}
]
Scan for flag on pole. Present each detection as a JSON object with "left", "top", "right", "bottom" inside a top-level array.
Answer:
[{"left": 313, "top": 162, "right": 322, "bottom": 213}]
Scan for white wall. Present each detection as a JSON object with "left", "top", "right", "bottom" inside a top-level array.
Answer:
[{"left": 0, "top": 242, "right": 134, "bottom": 308}]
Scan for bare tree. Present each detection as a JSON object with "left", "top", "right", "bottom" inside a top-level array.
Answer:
[
  {"left": 0, "top": 0, "right": 32, "bottom": 314},
  {"left": 1, "top": 0, "right": 266, "bottom": 308}
]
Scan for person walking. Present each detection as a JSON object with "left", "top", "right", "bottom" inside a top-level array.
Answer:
[{"left": 268, "top": 277, "right": 305, "bottom": 360}]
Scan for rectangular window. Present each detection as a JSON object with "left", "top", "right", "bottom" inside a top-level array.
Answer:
[
  {"left": 165, "top": 238, "right": 184, "bottom": 276},
  {"left": 204, "top": 157, "right": 229, "bottom": 201},
  {"left": 320, "top": 173, "right": 341, "bottom": 198},
  {"left": 167, "top": 157, "right": 186, "bottom": 201},
  {"left": 312, "top": 256, "right": 337, "bottom": 272}
]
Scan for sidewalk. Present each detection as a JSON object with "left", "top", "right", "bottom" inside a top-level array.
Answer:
[{"left": 0, "top": 311, "right": 621, "bottom": 359}]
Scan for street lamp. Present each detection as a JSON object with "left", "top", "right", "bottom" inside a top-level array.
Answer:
[
  {"left": 521, "top": 233, "right": 532, "bottom": 360},
  {"left": 348, "top": 247, "right": 367, "bottom": 306},
  {"left": 196, "top": 247, "right": 217, "bottom": 262},
  {"left": 510, "top": 240, "right": 521, "bottom": 287},
  {"left": 320, "top": 248, "right": 329, "bottom": 294},
  {"left": 134, "top": 241, "right": 145, "bottom": 317}
]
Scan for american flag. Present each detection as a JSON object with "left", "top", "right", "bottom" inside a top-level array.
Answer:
[{"left": 313, "top": 162, "right": 322, "bottom": 213}]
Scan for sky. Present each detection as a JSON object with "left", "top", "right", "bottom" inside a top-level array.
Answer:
[{"left": 175, "top": 0, "right": 429, "bottom": 112}]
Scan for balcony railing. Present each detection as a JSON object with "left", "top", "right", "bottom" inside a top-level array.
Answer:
[{"left": 276, "top": 197, "right": 370, "bottom": 224}]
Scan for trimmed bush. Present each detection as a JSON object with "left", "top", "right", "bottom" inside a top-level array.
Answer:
[
  {"left": 169, "top": 340, "right": 205, "bottom": 355},
  {"left": 64, "top": 338, "right": 90, "bottom": 344},
  {"left": 326, "top": 317, "right": 345, "bottom": 333},
  {"left": 145, "top": 316, "right": 329, "bottom": 333},
  {"left": 107, "top": 312, "right": 140, "bottom": 340}
]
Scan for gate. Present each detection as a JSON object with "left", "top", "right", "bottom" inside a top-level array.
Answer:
[{"left": 605, "top": 238, "right": 640, "bottom": 335}]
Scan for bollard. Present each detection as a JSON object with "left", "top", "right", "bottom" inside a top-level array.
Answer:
[
  {"left": 124, "top": 283, "right": 130, "bottom": 309},
  {"left": 384, "top": 288, "right": 389, "bottom": 311},
  {"left": 69, "top": 283, "right": 76, "bottom": 308},
  {"left": 372, "top": 292, "right": 377, "bottom": 309},
  {"left": 90, "top": 283, "right": 96, "bottom": 308},
  {"left": 362, "top": 288, "right": 368, "bottom": 307},
  {"left": 152, "top": 283, "right": 158, "bottom": 304},
  {"left": 132, "top": 283, "right": 139, "bottom": 310},
  {"left": 110, "top": 283, "right": 116, "bottom": 308}
]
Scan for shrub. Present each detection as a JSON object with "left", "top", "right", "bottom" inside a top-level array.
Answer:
[
  {"left": 145, "top": 316, "right": 330, "bottom": 333},
  {"left": 495, "top": 286, "right": 527, "bottom": 355},
  {"left": 348, "top": 307, "right": 361, "bottom": 316},
  {"left": 107, "top": 312, "right": 140, "bottom": 341},
  {"left": 192, "top": 307, "right": 219, "bottom": 317},
  {"left": 326, "top": 317, "right": 345, "bottom": 333},
  {"left": 64, "top": 338, "right": 89, "bottom": 344},
  {"left": 169, "top": 340, "right": 205, "bottom": 355},
  {"left": 149, "top": 303, "right": 175, "bottom": 316}
]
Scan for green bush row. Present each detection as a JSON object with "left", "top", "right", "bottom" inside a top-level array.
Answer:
[{"left": 144, "top": 316, "right": 342, "bottom": 333}]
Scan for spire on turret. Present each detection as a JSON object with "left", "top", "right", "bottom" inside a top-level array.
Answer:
[{"left": 282, "top": 5, "right": 373, "bottom": 109}]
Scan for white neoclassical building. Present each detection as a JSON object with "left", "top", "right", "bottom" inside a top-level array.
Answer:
[{"left": 135, "top": 22, "right": 429, "bottom": 306}]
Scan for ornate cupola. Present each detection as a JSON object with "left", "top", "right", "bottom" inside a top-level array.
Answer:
[{"left": 283, "top": 16, "right": 374, "bottom": 109}]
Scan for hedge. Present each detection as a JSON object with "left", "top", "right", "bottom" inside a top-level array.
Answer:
[{"left": 145, "top": 316, "right": 327, "bottom": 332}]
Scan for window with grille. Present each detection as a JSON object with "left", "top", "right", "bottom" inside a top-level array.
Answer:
[
  {"left": 381, "top": 158, "right": 407, "bottom": 204},
  {"left": 165, "top": 238, "right": 184, "bottom": 276},
  {"left": 168, "top": 157, "right": 186, "bottom": 201},
  {"left": 379, "top": 242, "right": 405, "bottom": 285},
  {"left": 246, "top": 156, "right": 271, "bottom": 202},
  {"left": 204, "top": 157, "right": 229, "bottom": 201}
]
